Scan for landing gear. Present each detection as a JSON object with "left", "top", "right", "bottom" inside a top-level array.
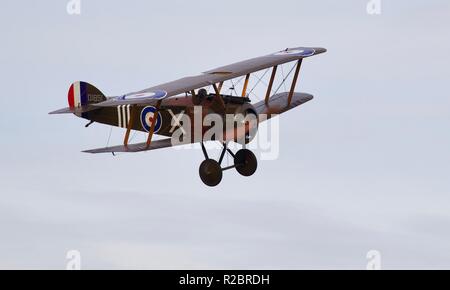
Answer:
[{"left": 198, "top": 142, "right": 258, "bottom": 186}]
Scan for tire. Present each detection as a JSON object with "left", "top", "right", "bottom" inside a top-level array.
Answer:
[
  {"left": 199, "top": 159, "right": 223, "bottom": 186},
  {"left": 234, "top": 149, "right": 257, "bottom": 177}
]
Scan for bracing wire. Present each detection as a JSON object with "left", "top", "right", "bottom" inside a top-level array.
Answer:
[
  {"left": 106, "top": 126, "right": 113, "bottom": 147},
  {"left": 247, "top": 68, "right": 270, "bottom": 98},
  {"left": 229, "top": 75, "right": 246, "bottom": 96},
  {"left": 128, "top": 130, "right": 137, "bottom": 143},
  {"left": 280, "top": 65, "right": 288, "bottom": 92},
  {"left": 273, "top": 62, "right": 297, "bottom": 95}
]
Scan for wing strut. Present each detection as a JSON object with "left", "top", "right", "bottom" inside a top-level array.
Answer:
[
  {"left": 146, "top": 100, "right": 162, "bottom": 148},
  {"left": 212, "top": 83, "right": 226, "bottom": 110},
  {"left": 288, "top": 59, "right": 303, "bottom": 105},
  {"left": 217, "top": 81, "right": 224, "bottom": 94},
  {"left": 265, "top": 65, "right": 278, "bottom": 105},
  {"left": 241, "top": 73, "right": 250, "bottom": 97}
]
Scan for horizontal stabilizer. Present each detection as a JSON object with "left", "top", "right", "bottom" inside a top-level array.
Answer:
[
  {"left": 83, "top": 138, "right": 175, "bottom": 154},
  {"left": 49, "top": 105, "right": 99, "bottom": 115}
]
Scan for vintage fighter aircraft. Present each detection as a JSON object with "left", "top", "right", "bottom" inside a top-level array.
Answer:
[{"left": 50, "top": 47, "right": 326, "bottom": 186}]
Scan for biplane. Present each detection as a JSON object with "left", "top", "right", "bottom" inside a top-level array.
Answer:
[{"left": 50, "top": 47, "right": 326, "bottom": 186}]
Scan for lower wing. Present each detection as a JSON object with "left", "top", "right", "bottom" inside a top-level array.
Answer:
[
  {"left": 83, "top": 138, "right": 174, "bottom": 154},
  {"left": 83, "top": 91, "right": 313, "bottom": 154}
]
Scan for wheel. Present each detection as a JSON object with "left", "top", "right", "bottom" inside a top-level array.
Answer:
[
  {"left": 234, "top": 149, "right": 257, "bottom": 177},
  {"left": 192, "top": 88, "right": 208, "bottom": 105},
  {"left": 199, "top": 159, "right": 223, "bottom": 186}
]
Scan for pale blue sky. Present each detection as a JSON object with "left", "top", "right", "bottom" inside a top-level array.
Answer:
[{"left": 0, "top": 0, "right": 449, "bottom": 269}]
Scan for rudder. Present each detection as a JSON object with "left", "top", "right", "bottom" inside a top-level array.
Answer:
[{"left": 68, "top": 81, "right": 106, "bottom": 108}]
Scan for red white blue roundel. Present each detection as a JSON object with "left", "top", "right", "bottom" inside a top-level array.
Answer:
[
  {"left": 141, "top": 106, "right": 162, "bottom": 133},
  {"left": 121, "top": 90, "right": 167, "bottom": 101},
  {"left": 273, "top": 48, "right": 315, "bottom": 57}
]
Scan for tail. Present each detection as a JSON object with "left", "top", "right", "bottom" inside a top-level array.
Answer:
[
  {"left": 68, "top": 81, "right": 106, "bottom": 108},
  {"left": 49, "top": 81, "right": 106, "bottom": 114}
]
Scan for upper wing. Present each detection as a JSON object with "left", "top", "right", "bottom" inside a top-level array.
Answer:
[{"left": 95, "top": 47, "right": 326, "bottom": 107}]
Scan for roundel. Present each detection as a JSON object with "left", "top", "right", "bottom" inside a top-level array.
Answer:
[
  {"left": 140, "top": 106, "right": 162, "bottom": 133},
  {"left": 273, "top": 48, "right": 315, "bottom": 57},
  {"left": 121, "top": 90, "right": 167, "bottom": 101}
]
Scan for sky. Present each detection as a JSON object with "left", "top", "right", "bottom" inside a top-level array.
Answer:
[{"left": 0, "top": 0, "right": 450, "bottom": 269}]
